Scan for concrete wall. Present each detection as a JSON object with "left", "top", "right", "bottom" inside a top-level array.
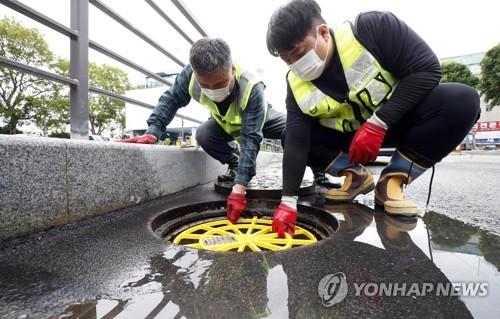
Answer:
[{"left": 0, "top": 135, "right": 282, "bottom": 241}]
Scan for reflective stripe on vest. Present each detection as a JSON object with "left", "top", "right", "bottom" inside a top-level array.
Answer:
[
  {"left": 189, "top": 65, "right": 262, "bottom": 137},
  {"left": 288, "top": 22, "right": 398, "bottom": 132}
]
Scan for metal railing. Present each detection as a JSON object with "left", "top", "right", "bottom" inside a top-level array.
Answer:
[{"left": 0, "top": 0, "right": 208, "bottom": 139}]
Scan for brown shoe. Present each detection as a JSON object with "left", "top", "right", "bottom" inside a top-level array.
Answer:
[
  {"left": 375, "top": 173, "right": 417, "bottom": 216},
  {"left": 325, "top": 166, "right": 375, "bottom": 202}
]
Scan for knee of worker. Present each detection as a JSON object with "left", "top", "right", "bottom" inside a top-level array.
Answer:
[
  {"left": 195, "top": 125, "right": 210, "bottom": 148},
  {"left": 441, "top": 83, "right": 481, "bottom": 124}
]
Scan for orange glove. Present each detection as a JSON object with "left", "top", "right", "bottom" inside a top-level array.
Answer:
[{"left": 117, "top": 134, "right": 157, "bottom": 144}]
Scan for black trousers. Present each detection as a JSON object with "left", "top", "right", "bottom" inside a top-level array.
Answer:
[
  {"left": 195, "top": 108, "right": 286, "bottom": 164},
  {"left": 282, "top": 83, "right": 481, "bottom": 169}
]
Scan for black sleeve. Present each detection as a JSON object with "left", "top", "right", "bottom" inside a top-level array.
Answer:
[
  {"left": 354, "top": 11, "right": 442, "bottom": 127},
  {"left": 282, "top": 77, "right": 314, "bottom": 196}
]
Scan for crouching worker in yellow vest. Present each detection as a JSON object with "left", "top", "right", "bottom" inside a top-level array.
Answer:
[
  {"left": 119, "top": 38, "right": 286, "bottom": 223},
  {"left": 266, "top": 0, "right": 480, "bottom": 237}
]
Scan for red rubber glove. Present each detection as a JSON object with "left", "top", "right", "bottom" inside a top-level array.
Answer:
[
  {"left": 117, "top": 134, "right": 157, "bottom": 144},
  {"left": 227, "top": 192, "right": 246, "bottom": 224},
  {"left": 272, "top": 203, "right": 297, "bottom": 238},
  {"left": 349, "top": 122, "right": 386, "bottom": 164}
]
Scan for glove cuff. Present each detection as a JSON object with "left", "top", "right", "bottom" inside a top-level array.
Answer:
[
  {"left": 229, "top": 191, "right": 246, "bottom": 198},
  {"left": 231, "top": 185, "right": 247, "bottom": 194},
  {"left": 367, "top": 113, "right": 388, "bottom": 130},
  {"left": 281, "top": 196, "right": 298, "bottom": 211}
]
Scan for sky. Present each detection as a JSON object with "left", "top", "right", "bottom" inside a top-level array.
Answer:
[{"left": 1, "top": 0, "right": 499, "bottom": 112}]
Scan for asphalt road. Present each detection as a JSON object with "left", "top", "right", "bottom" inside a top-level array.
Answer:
[{"left": 366, "top": 153, "right": 500, "bottom": 236}]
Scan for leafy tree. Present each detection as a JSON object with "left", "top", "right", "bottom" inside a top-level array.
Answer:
[
  {"left": 440, "top": 61, "right": 479, "bottom": 88},
  {"left": 30, "top": 86, "right": 69, "bottom": 136},
  {"left": 479, "top": 44, "right": 500, "bottom": 108},
  {"left": 48, "top": 130, "right": 70, "bottom": 139},
  {"left": 0, "top": 125, "right": 22, "bottom": 134},
  {"left": 88, "top": 63, "right": 129, "bottom": 135},
  {"left": 1, "top": 18, "right": 129, "bottom": 136},
  {"left": 0, "top": 17, "right": 58, "bottom": 134},
  {"left": 54, "top": 59, "right": 129, "bottom": 135}
]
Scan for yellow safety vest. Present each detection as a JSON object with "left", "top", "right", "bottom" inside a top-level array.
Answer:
[
  {"left": 188, "top": 65, "right": 265, "bottom": 137},
  {"left": 288, "top": 22, "right": 398, "bottom": 132}
]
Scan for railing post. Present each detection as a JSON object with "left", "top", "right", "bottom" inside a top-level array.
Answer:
[{"left": 70, "top": 0, "right": 89, "bottom": 139}]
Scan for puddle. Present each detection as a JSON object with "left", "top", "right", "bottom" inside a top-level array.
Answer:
[
  {"left": 54, "top": 203, "right": 500, "bottom": 319},
  {"left": 423, "top": 211, "right": 500, "bottom": 318},
  {"left": 330, "top": 201, "right": 500, "bottom": 318}
]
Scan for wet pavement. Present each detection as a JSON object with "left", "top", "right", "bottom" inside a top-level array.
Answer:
[
  {"left": 371, "top": 153, "right": 500, "bottom": 236},
  {"left": 214, "top": 165, "right": 315, "bottom": 198},
  {"left": 1, "top": 154, "right": 499, "bottom": 318}
]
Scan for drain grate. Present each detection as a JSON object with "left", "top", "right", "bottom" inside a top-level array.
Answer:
[
  {"left": 172, "top": 216, "right": 317, "bottom": 252},
  {"left": 150, "top": 200, "right": 338, "bottom": 253}
]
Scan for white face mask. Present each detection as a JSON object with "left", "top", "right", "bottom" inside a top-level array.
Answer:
[
  {"left": 201, "top": 85, "right": 231, "bottom": 103},
  {"left": 288, "top": 30, "right": 329, "bottom": 81}
]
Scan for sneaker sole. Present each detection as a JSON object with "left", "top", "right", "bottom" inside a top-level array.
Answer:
[
  {"left": 375, "top": 196, "right": 417, "bottom": 216},
  {"left": 324, "top": 179, "right": 375, "bottom": 202}
]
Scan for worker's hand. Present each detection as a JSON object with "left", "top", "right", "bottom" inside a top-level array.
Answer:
[
  {"left": 349, "top": 122, "right": 386, "bottom": 164},
  {"left": 272, "top": 203, "right": 297, "bottom": 238},
  {"left": 227, "top": 191, "right": 246, "bottom": 224},
  {"left": 116, "top": 134, "right": 157, "bottom": 144}
]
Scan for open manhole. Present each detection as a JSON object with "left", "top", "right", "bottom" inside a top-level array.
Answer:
[
  {"left": 150, "top": 200, "right": 338, "bottom": 253},
  {"left": 214, "top": 175, "right": 315, "bottom": 198}
]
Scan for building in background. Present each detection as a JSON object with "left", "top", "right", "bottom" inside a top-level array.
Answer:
[
  {"left": 440, "top": 52, "right": 500, "bottom": 149},
  {"left": 125, "top": 72, "right": 209, "bottom": 145}
]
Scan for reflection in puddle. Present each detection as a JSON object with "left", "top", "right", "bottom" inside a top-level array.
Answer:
[
  {"left": 424, "top": 212, "right": 500, "bottom": 317},
  {"left": 113, "top": 291, "right": 163, "bottom": 319},
  {"left": 262, "top": 265, "right": 289, "bottom": 319},
  {"left": 163, "top": 245, "right": 213, "bottom": 289},
  {"left": 327, "top": 203, "right": 500, "bottom": 318},
  {"left": 55, "top": 244, "right": 211, "bottom": 318},
  {"left": 55, "top": 204, "right": 500, "bottom": 319}
]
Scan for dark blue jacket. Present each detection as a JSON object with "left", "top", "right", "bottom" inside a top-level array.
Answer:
[{"left": 146, "top": 65, "right": 267, "bottom": 186}]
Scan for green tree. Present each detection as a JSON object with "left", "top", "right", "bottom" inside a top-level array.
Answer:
[
  {"left": 30, "top": 86, "right": 69, "bottom": 136},
  {"left": 1, "top": 18, "right": 129, "bottom": 136},
  {"left": 479, "top": 44, "right": 500, "bottom": 108},
  {"left": 440, "top": 61, "right": 479, "bottom": 88},
  {"left": 0, "top": 17, "right": 59, "bottom": 134},
  {"left": 88, "top": 63, "right": 129, "bottom": 135},
  {"left": 54, "top": 59, "right": 129, "bottom": 135}
]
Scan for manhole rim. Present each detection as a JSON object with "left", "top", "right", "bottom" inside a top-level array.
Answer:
[
  {"left": 214, "top": 176, "right": 316, "bottom": 199},
  {"left": 148, "top": 200, "right": 339, "bottom": 254}
]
